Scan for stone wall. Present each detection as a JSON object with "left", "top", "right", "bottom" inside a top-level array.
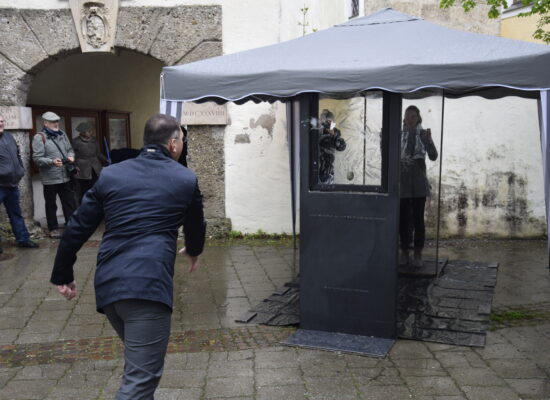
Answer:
[
  {"left": 0, "top": 5, "right": 227, "bottom": 232},
  {"left": 363, "top": 0, "right": 500, "bottom": 35}
]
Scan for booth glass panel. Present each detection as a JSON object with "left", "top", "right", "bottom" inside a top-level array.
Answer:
[
  {"left": 400, "top": 90, "right": 444, "bottom": 265},
  {"left": 313, "top": 92, "right": 385, "bottom": 192}
]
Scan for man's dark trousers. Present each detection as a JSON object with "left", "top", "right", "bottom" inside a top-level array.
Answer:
[
  {"left": 0, "top": 186, "right": 30, "bottom": 243},
  {"left": 103, "top": 299, "right": 171, "bottom": 400},
  {"left": 43, "top": 182, "right": 77, "bottom": 230}
]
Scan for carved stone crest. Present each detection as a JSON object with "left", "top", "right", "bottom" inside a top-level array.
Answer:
[
  {"left": 70, "top": 0, "right": 119, "bottom": 53},
  {"left": 82, "top": 5, "right": 108, "bottom": 48}
]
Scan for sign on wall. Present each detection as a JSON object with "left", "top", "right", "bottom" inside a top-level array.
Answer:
[
  {"left": 181, "top": 102, "right": 228, "bottom": 125},
  {"left": 160, "top": 100, "right": 229, "bottom": 125},
  {"left": 0, "top": 106, "right": 33, "bottom": 130}
]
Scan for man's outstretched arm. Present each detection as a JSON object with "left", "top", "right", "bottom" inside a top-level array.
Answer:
[{"left": 50, "top": 184, "right": 104, "bottom": 298}]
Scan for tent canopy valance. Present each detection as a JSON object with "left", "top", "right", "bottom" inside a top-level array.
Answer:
[{"left": 161, "top": 8, "right": 550, "bottom": 104}]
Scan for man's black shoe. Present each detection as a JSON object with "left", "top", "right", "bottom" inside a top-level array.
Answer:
[
  {"left": 0, "top": 246, "right": 3, "bottom": 254},
  {"left": 17, "top": 241, "right": 39, "bottom": 249}
]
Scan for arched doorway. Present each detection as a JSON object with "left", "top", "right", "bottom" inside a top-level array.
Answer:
[
  {"left": 0, "top": 5, "right": 225, "bottom": 232},
  {"left": 26, "top": 49, "right": 163, "bottom": 224}
]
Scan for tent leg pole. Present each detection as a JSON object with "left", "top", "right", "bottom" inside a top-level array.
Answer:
[
  {"left": 436, "top": 93, "right": 445, "bottom": 278},
  {"left": 287, "top": 101, "right": 298, "bottom": 251}
]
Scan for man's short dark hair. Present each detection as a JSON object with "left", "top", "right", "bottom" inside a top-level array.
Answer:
[{"left": 143, "top": 114, "right": 180, "bottom": 145}]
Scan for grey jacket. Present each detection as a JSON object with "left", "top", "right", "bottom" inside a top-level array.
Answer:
[
  {"left": 72, "top": 136, "right": 105, "bottom": 180},
  {"left": 32, "top": 130, "right": 75, "bottom": 185},
  {"left": 0, "top": 132, "right": 25, "bottom": 188}
]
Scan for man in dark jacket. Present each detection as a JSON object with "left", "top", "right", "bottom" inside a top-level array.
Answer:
[
  {"left": 50, "top": 114, "right": 206, "bottom": 400},
  {"left": 0, "top": 114, "right": 39, "bottom": 252}
]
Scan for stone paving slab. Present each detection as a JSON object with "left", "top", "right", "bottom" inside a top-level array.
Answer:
[{"left": 0, "top": 240, "right": 549, "bottom": 399}]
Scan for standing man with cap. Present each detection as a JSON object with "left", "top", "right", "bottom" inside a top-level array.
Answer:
[
  {"left": 32, "top": 111, "right": 77, "bottom": 238},
  {"left": 0, "top": 114, "right": 39, "bottom": 252},
  {"left": 50, "top": 114, "right": 206, "bottom": 400}
]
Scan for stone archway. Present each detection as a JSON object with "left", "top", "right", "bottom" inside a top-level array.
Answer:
[{"left": 0, "top": 5, "right": 228, "bottom": 234}]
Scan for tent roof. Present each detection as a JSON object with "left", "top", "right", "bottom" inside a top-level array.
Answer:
[{"left": 161, "top": 8, "right": 550, "bottom": 104}]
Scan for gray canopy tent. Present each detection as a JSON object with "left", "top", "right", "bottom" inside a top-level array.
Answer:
[{"left": 161, "top": 8, "right": 550, "bottom": 351}]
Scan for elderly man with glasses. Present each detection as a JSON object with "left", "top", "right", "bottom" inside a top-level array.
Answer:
[{"left": 32, "top": 111, "right": 77, "bottom": 238}]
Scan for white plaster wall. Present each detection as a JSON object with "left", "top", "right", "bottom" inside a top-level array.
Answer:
[
  {"left": 437, "top": 96, "right": 545, "bottom": 237},
  {"left": 221, "top": 0, "right": 349, "bottom": 233}
]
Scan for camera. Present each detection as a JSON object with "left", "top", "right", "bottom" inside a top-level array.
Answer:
[{"left": 62, "top": 158, "right": 78, "bottom": 176}]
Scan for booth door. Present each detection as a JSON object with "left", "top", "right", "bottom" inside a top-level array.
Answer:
[{"left": 298, "top": 92, "right": 401, "bottom": 339}]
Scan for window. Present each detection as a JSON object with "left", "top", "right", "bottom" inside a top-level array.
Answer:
[{"left": 310, "top": 91, "right": 387, "bottom": 192}]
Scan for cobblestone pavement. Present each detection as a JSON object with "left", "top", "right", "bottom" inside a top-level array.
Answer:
[{"left": 0, "top": 238, "right": 549, "bottom": 399}]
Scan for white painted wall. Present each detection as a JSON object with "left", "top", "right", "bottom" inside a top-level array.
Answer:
[{"left": 221, "top": 0, "right": 350, "bottom": 233}]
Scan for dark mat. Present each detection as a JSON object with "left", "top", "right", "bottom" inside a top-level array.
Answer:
[
  {"left": 237, "top": 259, "right": 498, "bottom": 348},
  {"left": 283, "top": 329, "right": 394, "bottom": 357},
  {"left": 397, "top": 260, "right": 498, "bottom": 347}
]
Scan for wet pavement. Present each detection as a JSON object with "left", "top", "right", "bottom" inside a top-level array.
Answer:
[{"left": 0, "top": 238, "right": 549, "bottom": 399}]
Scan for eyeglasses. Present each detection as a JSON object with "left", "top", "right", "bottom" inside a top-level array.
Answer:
[{"left": 171, "top": 134, "right": 187, "bottom": 144}]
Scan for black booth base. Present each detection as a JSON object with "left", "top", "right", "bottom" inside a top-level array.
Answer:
[
  {"left": 283, "top": 329, "right": 395, "bottom": 357},
  {"left": 236, "top": 259, "right": 499, "bottom": 350}
]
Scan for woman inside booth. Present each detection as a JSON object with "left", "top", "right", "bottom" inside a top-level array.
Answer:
[{"left": 399, "top": 105, "right": 438, "bottom": 267}]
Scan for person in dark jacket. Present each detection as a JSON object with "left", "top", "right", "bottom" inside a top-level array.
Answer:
[
  {"left": 50, "top": 114, "right": 206, "bottom": 400},
  {"left": 0, "top": 114, "right": 39, "bottom": 252},
  {"left": 318, "top": 109, "right": 346, "bottom": 184},
  {"left": 177, "top": 125, "right": 188, "bottom": 167},
  {"left": 399, "top": 105, "right": 438, "bottom": 267},
  {"left": 72, "top": 122, "right": 106, "bottom": 202}
]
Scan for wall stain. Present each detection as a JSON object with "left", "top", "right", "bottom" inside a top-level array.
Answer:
[
  {"left": 505, "top": 173, "right": 528, "bottom": 236},
  {"left": 249, "top": 111, "right": 276, "bottom": 139},
  {"left": 235, "top": 133, "right": 251, "bottom": 144},
  {"left": 456, "top": 182, "right": 468, "bottom": 234}
]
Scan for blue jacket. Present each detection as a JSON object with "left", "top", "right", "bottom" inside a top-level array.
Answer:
[
  {"left": 50, "top": 144, "right": 206, "bottom": 312},
  {"left": 0, "top": 132, "right": 25, "bottom": 187}
]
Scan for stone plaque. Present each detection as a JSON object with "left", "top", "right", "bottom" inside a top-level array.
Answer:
[
  {"left": 69, "top": 0, "right": 119, "bottom": 53},
  {"left": 0, "top": 106, "right": 33, "bottom": 130},
  {"left": 181, "top": 102, "right": 228, "bottom": 125}
]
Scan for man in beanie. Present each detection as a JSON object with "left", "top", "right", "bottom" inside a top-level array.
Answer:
[
  {"left": 32, "top": 112, "right": 77, "bottom": 238},
  {"left": 0, "top": 114, "right": 39, "bottom": 252}
]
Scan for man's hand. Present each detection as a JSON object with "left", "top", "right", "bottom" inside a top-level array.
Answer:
[
  {"left": 53, "top": 158, "right": 63, "bottom": 167},
  {"left": 57, "top": 281, "right": 77, "bottom": 300},
  {"left": 67, "top": 156, "right": 75, "bottom": 162},
  {"left": 178, "top": 247, "right": 200, "bottom": 273}
]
